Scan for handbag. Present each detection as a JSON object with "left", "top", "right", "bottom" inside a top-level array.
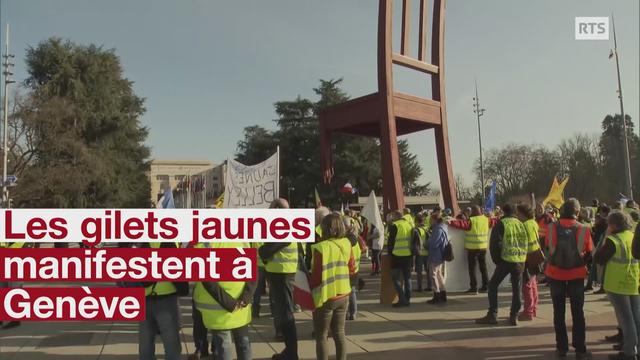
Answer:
[
  {"left": 525, "top": 248, "right": 545, "bottom": 272},
  {"left": 443, "top": 241, "right": 454, "bottom": 262}
]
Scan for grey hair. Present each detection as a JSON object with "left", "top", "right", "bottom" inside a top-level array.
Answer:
[
  {"left": 607, "top": 211, "right": 633, "bottom": 233},
  {"left": 269, "top": 198, "right": 289, "bottom": 209},
  {"left": 561, "top": 198, "right": 581, "bottom": 218}
]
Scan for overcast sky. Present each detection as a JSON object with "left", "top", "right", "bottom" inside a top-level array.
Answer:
[{"left": 1, "top": 0, "right": 638, "bottom": 190}]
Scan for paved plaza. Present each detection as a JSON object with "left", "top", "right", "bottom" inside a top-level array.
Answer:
[{"left": 0, "top": 271, "right": 619, "bottom": 360}]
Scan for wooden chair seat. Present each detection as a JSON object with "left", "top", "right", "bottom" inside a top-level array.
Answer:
[{"left": 319, "top": 0, "right": 458, "bottom": 212}]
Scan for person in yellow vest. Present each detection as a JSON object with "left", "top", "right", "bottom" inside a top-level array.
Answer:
[
  {"left": 402, "top": 208, "right": 415, "bottom": 228},
  {"left": 448, "top": 205, "right": 496, "bottom": 294},
  {"left": 309, "top": 213, "right": 356, "bottom": 360},
  {"left": 139, "top": 242, "right": 182, "bottom": 360},
  {"left": 0, "top": 241, "right": 29, "bottom": 329},
  {"left": 476, "top": 203, "right": 538, "bottom": 326},
  {"left": 388, "top": 210, "right": 420, "bottom": 307},
  {"left": 516, "top": 203, "right": 541, "bottom": 321},
  {"left": 251, "top": 241, "right": 266, "bottom": 319},
  {"left": 194, "top": 241, "right": 256, "bottom": 360},
  {"left": 306, "top": 207, "right": 331, "bottom": 271},
  {"left": 413, "top": 213, "right": 431, "bottom": 292},
  {"left": 189, "top": 242, "right": 216, "bottom": 360},
  {"left": 343, "top": 215, "right": 362, "bottom": 320},
  {"left": 595, "top": 212, "right": 640, "bottom": 360},
  {"left": 259, "top": 198, "right": 299, "bottom": 360}
]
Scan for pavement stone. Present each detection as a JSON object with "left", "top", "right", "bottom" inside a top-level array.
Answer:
[{"left": 0, "top": 271, "right": 620, "bottom": 359}]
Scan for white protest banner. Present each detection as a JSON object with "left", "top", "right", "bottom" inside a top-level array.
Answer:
[{"left": 223, "top": 149, "right": 279, "bottom": 208}]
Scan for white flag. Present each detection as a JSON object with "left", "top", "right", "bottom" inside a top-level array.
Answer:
[{"left": 361, "top": 191, "right": 384, "bottom": 250}]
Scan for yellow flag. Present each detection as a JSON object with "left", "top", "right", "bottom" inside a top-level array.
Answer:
[
  {"left": 214, "top": 193, "right": 224, "bottom": 208},
  {"left": 542, "top": 177, "right": 569, "bottom": 209}
]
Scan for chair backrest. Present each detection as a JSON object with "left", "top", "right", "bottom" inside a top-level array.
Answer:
[{"left": 377, "top": 0, "right": 445, "bottom": 101}]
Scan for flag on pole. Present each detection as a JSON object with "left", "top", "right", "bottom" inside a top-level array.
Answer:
[
  {"left": 609, "top": 49, "right": 614, "bottom": 59},
  {"left": 361, "top": 191, "right": 384, "bottom": 250},
  {"left": 293, "top": 266, "right": 315, "bottom": 310},
  {"left": 157, "top": 188, "right": 175, "bottom": 209},
  {"left": 542, "top": 176, "right": 569, "bottom": 209},
  {"left": 341, "top": 182, "right": 355, "bottom": 194},
  {"left": 314, "top": 187, "right": 322, "bottom": 208},
  {"left": 484, "top": 180, "right": 497, "bottom": 213},
  {"left": 214, "top": 193, "right": 224, "bottom": 209}
]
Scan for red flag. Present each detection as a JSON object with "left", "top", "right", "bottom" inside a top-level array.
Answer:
[{"left": 293, "top": 270, "right": 315, "bottom": 311}]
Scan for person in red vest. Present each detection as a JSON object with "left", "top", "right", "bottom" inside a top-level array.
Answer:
[{"left": 544, "top": 198, "right": 594, "bottom": 359}]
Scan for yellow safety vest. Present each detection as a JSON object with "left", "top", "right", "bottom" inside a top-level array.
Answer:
[
  {"left": 315, "top": 225, "right": 323, "bottom": 239},
  {"left": 402, "top": 214, "right": 415, "bottom": 228},
  {"left": 500, "top": 217, "right": 529, "bottom": 263},
  {"left": 0, "top": 242, "right": 26, "bottom": 248},
  {"left": 251, "top": 242, "right": 265, "bottom": 268},
  {"left": 265, "top": 242, "right": 298, "bottom": 274},
  {"left": 523, "top": 219, "right": 541, "bottom": 252},
  {"left": 416, "top": 225, "right": 429, "bottom": 256},
  {"left": 310, "top": 238, "right": 352, "bottom": 309},
  {"left": 194, "top": 241, "right": 252, "bottom": 330},
  {"left": 465, "top": 216, "right": 489, "bottom": 250},
  {"left": 145, "top": 242, "right": 177, "bottom": 297},
  {"left": 604, "top": 231, "right": 639, "bottom": 296},
  {"left": 392, "top": 218, "right": 412, "bottom": 257}
]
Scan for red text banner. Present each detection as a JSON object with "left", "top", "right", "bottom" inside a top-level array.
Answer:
[
  {"left": 0, "top": 248, "right": 256, "bottom": 282},
  {"left": 0, "top": 208, "right": 314, "bottom": 246},
  {"left": 0, "top": 287, "right": 145, "bottom": 321}
]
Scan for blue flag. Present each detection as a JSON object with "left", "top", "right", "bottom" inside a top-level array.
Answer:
[
  {"left": 158, "top": 188, "right": 175, "bottom": 209},
  {"left": 484, "top": 180, "right": 496, "bottom": 213}
]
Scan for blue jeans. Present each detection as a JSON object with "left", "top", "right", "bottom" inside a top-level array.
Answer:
[
  {"left": 488, "top": 262, "right": 522, "bottom": 317},
  {"left": 139, "top": 295, "right": 182, "bottom": 360},
  {"left": 391, "top": 266, "right": 412, "bottom": 304},
  {"left": 609, "top": 293, "right": 640, "bottom": 357},
  {"left": 212, "top": 325, "right": 252, "bottom": 360}
]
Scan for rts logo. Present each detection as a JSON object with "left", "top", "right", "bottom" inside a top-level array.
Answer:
[{"left": 575, "top": 17, "right": 609, "bottom": 40}]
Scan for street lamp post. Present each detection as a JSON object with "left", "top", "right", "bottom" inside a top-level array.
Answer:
[
  {"left": 473, "top": 80, "right": 486, "bottom": 204},
  {"left": 611, "top": 15, "right": 633, "bottom": 199},
  {"left": 2, "top": 23, "right": 15, "bottom": 208}
]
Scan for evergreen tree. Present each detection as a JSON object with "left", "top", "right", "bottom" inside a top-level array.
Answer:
[{"left": 12, "top": 38, "right": 150, "bottom": 207}]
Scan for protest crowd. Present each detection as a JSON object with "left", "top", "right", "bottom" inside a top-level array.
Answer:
[{"left": 1, "top": 195, "right": 640, "bottom": 360}]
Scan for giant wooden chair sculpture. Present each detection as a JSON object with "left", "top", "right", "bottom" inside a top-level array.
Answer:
[{"left": 319, "top": 0, "right": 458, "bottom": 213}]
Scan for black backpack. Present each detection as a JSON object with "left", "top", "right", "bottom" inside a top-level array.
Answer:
[{"left": 548, "top": 223, "right": 585, "bottom": 269}]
